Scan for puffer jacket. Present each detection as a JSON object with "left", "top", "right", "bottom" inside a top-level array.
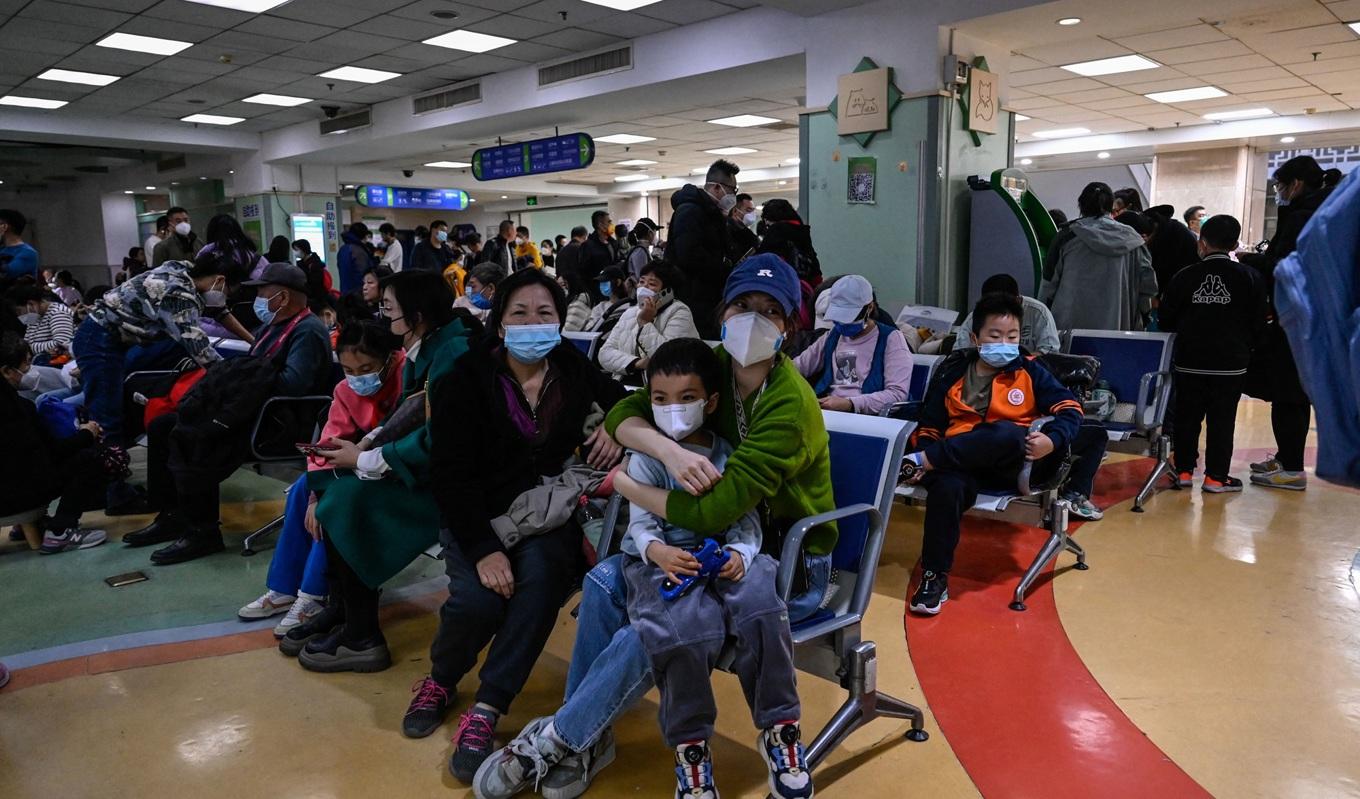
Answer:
[
  {"left": 668, "top": 184, "right": 730, "bottom": 337},
  {"left": 1041, "top": 215, "right": 1158, "bottom": 331},
  {"left": 597, "top": 298, "right": 700, "bottom": 376}
]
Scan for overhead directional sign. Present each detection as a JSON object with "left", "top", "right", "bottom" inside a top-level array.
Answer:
[
  {"left": 355, "top": 185, "right": 469, "bottom": 211},
  {"left": 472, "top": 133, "right": 595, "bottom": 181}
]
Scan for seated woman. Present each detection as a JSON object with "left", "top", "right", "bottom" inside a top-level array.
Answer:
[
  {"left": 52, "top": 270, "right": 83, "bottom": 307},
  {"left": 294, "top": 271, "right": 474, "bottom": 671},
  {"left": 476, "top": 254, "right": 834, "bottom": 799},
  {"left": 559, "top": 270, "right": 595, "bottom": 333},
  {"left": 400, "top": 269, "right": 627, "bottom": 785},
  {"left": 793, "top": 274, "right": 912, "bottom": 414},
  {"left": 597, "top": 261, "right": 698, "bottom": 384},
  {"left": 359, "top": 265, "right": 391, "bottom": 318},
  {"left": 10, "top": 284, "right": 74, "bottom": 370},
  {"left": 237, "top": 321, "right": 405, "bottom": 637},
  {"left": 452, "top": 263, "right": 504, "bottom": 323},
  {"left": 585, "top": 264, "right": 632, "bottom": 333}
]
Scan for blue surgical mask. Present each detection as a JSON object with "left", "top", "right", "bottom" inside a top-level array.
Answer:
[
  {"left": 253, "top": 294, "right": 277, "bottom": 325},
  {"left": 436, "top": 230, "right": 448, "bottom": 242},
  {"left": 468, "top": 290, "right": 492, "bottom": 310},
  {"left": 834, "top": 320, "right": 867, "bottom": 338},
  {"left": 978, "top": 342, "right": 1020, "bottom": 367},
  {"left": 504, "top": 323, "right": 560, "bottom": 364},
  {"left": 598, "top": 281, "right": 612, "bottom": 298},
  {"left": 345, "top": 372, "right": 384, "bottom": 396}
]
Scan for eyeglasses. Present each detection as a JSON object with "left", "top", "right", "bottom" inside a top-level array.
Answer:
[{"left": 714, "top": 181, "right": 738, "bottom": 194}]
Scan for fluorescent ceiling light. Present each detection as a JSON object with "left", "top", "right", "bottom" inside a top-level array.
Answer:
[
  {"left": 181, "top": 113, "right": 245, "bottom": 125},
  {"left": 1145, "top": 86, "right": 1226, "bottom": 103},
  {"left": 1097, "top": 152, "right": 1110, "bottom": 159},
  {"left": 423, "top": 30, "right": 516, "bottom": 53},
  {"left": 184, "top": 0, "right": 291, "bottom": 11},
  {"left": 145, "top": 185, "right": 156, "bottom": 190},
  {"left": 1349, "top": 22, "right": 1360, "bottom": 35},
  {"left": 243, "top": 93, "right": 311, "bottom": 107},
  {"left": 37, "top": 68, "right": 120, "bottom": 86},
  {"left": 616, "top": 159, "right": 658, "bottom": 166},
  {"left": 777, "top": 180, "right": 788, "bottom": 185},
  {"left": 425, "top": 160, "right": 472, "bottom": 168},
  {"left": 582, "top": 0, "right": 663, "bottom": 9},
  {"left": 784, "top": 157, "right": 800, "bottom": 165},
  {"left": 1030, "top": 127, "right": 1090, "bottom": 138},
  {"left": 469, "top": 198, "right": 477, "bottom": 202},
  {"left": 705, "top": 146, "right": 757, "bottom": 155},
  {"left": 123, "top": 190, "right": 133, "bottom": 194},
  {"left": 96, "top": 32, "right": 192, "bottom": 56},
  {"left": 1015, "top": 114, "right": 1031, "bottom": 121},
  {"left": 1280, "top": 136, "right": 1296, "bottom": 143},
  {"left": 318, "top": 66, "right": 401, "bottom": 83},
  {"left": 614, "top": 174, "right": 651, "bottom": 182},
  {"left": 707, "top": 114, "right": 780, "bottom": 127},
  {"left": 1020, "top": 158, "right": 1033, "bottom": 165},
  {"left": 0, "top": 95, "right": 68, "bottom": 109},
  {"left": 1062, "top": 54, "right": 1158, "bottom": 77},
  {"left": 595, "top": 133, "right": 655, "bottom": 144},
  {"left": 1057, "top": 17, "right": 1081, "bottom": 25},
  {"left": 1203, "top": 107, "right": 1273, "bottom": 121}
]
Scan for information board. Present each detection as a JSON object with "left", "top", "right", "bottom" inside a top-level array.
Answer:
[
  {"left": 291, "top": 214, "right": 326, "bottom": 266},
  {"left": 355, "top": 185, "right": 470, "bottom": 211},
  {"left": 472, "top": 133, "right": 595, "bottom": 181}
]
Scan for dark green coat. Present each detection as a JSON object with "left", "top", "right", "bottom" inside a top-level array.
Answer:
[{"left": 309, "top": 320, "right": 472, "bottom": 587}]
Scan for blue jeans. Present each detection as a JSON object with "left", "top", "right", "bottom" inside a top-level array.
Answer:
[
  {"left": 71, "top": 318, "right": 127, "bottom": 444},
  {"left": 553, "top": 555, "right": 654, "bottom": 752},
  {"left": 264, "top": 475, "right": 328, "bottom": 598}
]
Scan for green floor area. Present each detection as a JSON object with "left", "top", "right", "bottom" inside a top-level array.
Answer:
[{"left": 0, "top": 463, "right": 445, "bottom": 658}]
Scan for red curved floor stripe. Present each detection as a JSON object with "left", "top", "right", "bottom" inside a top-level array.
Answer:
[{"left": 905, "top": 459, "right": 1212, "bottom": 799}]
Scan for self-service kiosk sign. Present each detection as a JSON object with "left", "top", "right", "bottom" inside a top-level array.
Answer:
[
  {"left": 472, "top": 133, "right": 595, "bottom": 181},
  {"left": 355, "top": 185, "right": 470, "bottom": 211}
]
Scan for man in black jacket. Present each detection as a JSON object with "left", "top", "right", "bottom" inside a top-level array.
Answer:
[
  {"left": 555, "top": 225, "right": 588, "bottom": 290},
  {"left": 668, "top": 159, "right": 740, "bottom": 337},
  {"left": 411, "top": 220, "right": 458, "bottom": 273},
  {"left": 1145, "top": 205, "right": 1200, "bottom": 300},
  {"left": 1160, "top": 215, "right": 1266, "bottom": 493},
  {"left": 579, "top": 209, "right": 619, "bottom": 284},
  {"left": 479, "top": 219, "right": 517, "bottom": 273}
]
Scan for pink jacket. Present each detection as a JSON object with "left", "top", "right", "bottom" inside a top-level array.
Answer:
[{"left": 308, "top": 349, "right": 406, "bottom": 470}]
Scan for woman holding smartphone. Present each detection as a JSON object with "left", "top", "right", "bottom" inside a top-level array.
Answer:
[{"left": 597, "top": 260, "right": 698, "bottom": 382}]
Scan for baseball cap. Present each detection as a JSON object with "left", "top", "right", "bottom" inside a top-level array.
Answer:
[
  {"left": 722, "top": 253, "right": 801, "bottom": 316},
  {"left": 633, "top": 216, "right": 664, "bottom": 233},
  {"left": 591, "top": 263, "right": 626, "bottom": 283},
  {"left": 823, "top": 275, "right": 873, "bottom": 324},
  {"left": 243, "top": 262, "right": 307, "bottom": 291}
]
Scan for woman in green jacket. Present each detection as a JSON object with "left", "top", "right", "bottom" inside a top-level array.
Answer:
[{"left": 294, "top": 270, "right": 473, "bottom": 673}]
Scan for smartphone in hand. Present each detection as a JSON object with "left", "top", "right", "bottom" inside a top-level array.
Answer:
[{"left": 296, "top": 442, "right": 342, "bottom": 456}]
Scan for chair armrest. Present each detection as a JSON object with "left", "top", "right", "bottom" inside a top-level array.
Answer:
[
  {"left": 250, "top": 395, "right": 332, "bottom": 461},
  {"left": 595, "top": 493, "right": 625, "bottom": 558},
  {"left": 881, "top": 401, "right": 922, "bottom": 420},
  {"left": 1134, "top": 370, "right": 1172, "bottom": 433},
  {"left": 1016, "top": 417, "right": 1054, "bottom": 496},
  {"left": 775, "top": 503, "right": 880, "bottom": 601}
]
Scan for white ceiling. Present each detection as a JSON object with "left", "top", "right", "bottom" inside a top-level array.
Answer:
[{"left": 959, "top": 0, "right": 1360, "bottom": 141}]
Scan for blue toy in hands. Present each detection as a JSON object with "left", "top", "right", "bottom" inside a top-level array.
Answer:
[{"left": 660, "top": 539, "right": 731, "bottom": 602}]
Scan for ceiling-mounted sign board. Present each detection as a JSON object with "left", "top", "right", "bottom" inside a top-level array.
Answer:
[
  {"left": 355, "top": 185, "right": 470, "bottom": 211},
  {"left": 826, "top": 57, "right": 904, "bottom": 148},
  {"left": 472, "top": 133, "right": 595, "bottom": 181}
]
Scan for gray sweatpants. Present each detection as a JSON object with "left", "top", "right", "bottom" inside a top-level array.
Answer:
[{"left": 623, "top": 553, "right": 801, "bottom": 746}]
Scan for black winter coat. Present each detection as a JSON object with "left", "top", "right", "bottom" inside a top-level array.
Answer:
[
  {"left": 668, "top": 185, "right": 730, "bottom": 337},
  {"left": 0, "top": 381, "right": 95, "bottom": 516},
  {"left": 1147, "top": 217, "right": 1199, "bottom": 299}
]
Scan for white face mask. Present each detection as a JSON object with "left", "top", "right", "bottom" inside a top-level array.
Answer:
[
  {"left": 742, "top": 211, "right": 759, "bottom": 227},
  {"left": 652, "top": 400, "right": 706, "bottom": 441},
  {"left": 722, "top": 311, "right": 784, "bottom": 367},
  {"left": 18, "top": 311, "right": 38, "bottom": 326},
  {"left": 635, "top": 286, "right": 657, "bottom": 302},
  {"left": 718, "top": 192, "right": 738, "bottom": 214},
  {"left": 174, "top": 221, "right": 191, "bottom": 237}
]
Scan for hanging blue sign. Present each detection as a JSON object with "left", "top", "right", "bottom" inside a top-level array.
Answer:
[
  {"left": 472, "top": 133, "right": 595, "bottom": 181},
  {"left": 355, "top": 185, "right": 469, "bottom": 211}
]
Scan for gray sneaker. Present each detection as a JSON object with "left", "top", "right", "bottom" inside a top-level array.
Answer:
[
  {"left": 39, "top": 527, "right": 108, "bottom": 555},
  {"left": 473, "top": 716, "right": 565, "bottom": 799},
  {"left": 1250, "top": 454, "right": 1282, "bottom": 475},
  {"left": 541, "top": 726, "right": 616, "bottom": 799}
]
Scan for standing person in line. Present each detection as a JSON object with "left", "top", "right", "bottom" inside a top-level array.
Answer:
[
  {"left": 412, "top": 220, "right": 458, "bottom": 274},
  {"left": 1183, "top": 206, "right": 1206, "bottom": 238},
  {"left": 144, "top": 215, "right": 169, "bottom": 262},
  {"left": 337, "top": 222, "right": 374, "bottom": 295},
  {"left": 727, "top": 192, "right": 759, "bottom": 263},
  {"left": 480, "top": 220, "right": 517, "bottom": 273},
  {"left": 668, "top": 159, "right": 740, "bottom": 339},
  {"left": 555, "top": 226, "right": 588, "bottom": 295},
  {"left": 152, "top": 207, "right": 202, "bottom": 268},
  {"left": 1112, "top": 187, "right": 1144, "bottom": 214},
  {"left": 378, "top": 223, "right": 404, "bottom": 272},
  {"left": 266, "top": 235, "right": 292, "bottom": 266},
  {"left": 623, "top": 217, "right": 661, "bottom": 281},
  {"left": 294, "top": 240, "right": 332, "bottom": 302},
  {"left": 0, "top": 209, "right": 40, "bottom": 281},
  {"left": 579, "top": 211, "right": 617, "bottom": 285},
  {"left": 1144, "top": 205, "right": 1201, "bottom": 306},
  {"left": 514, "top": 226, "right": 542, "bottom": 270},
  {"left": 1159, "top": 215, "right": 1266, "bottom": 494}
]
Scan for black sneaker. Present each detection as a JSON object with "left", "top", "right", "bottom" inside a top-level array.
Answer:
[
  {"left": 449, "top": 706, "right": 499, "bottom": 784},
  {"left": 403, "top": 676, "right": 456, "bottom": 739},
  {"left": 296, "top": 626, "right": 391, "bottom": 673},
  {"left": 909, "top": 570, "right": 948, "bottom": 615},
  {"left": 279, "top": 601, "right": 344, "bottom": 657}
]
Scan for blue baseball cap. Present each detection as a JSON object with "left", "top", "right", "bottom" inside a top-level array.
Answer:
[{"left": 723, "top": 253, "right": 801, "bottom": 316}]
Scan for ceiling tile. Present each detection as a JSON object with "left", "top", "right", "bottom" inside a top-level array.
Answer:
[
  {"left": 1170, "top": 54, "right": 1274, "bottom": 75},
  {"left": 197, "top": 30, "right": 300, "bottom": 56},
  {"left": 1274, "top": 38, "right": 1360, "bottom": 64},
  {"left": 0, "top": 49, "right": 66, "bottom": 76},
  {"left": 1015, "top": 77, "right": 1107, "bottom": 95},
  {"left": 153, "top": 56, "right": 238, "bottom": 76},
  {"left": 0, "top": 33, "right": 84, "bottom": 57},
  {"left": 1008, "top": 55, "right": 1049, "bottom": 72},
  {"left": 639, "top": 0, "right": 737, "bottom": 25},
  {"left": 588, "top": 12, "right": 674, "bottom": 38},
  {"left": 445, "top": 52, "right": 525, "bottom": 73},
  {"left": 1061, "top": 87, "right": 1136, "bottom": 104},
  {"left": 1149, "top": 40, "right": 1253, "bottom": 65},
  {"left": 1270, "top": 94, "right": 1349, "bottom": 113},
  {"left": 1217, "top": 5, "right": 1341, "bottom": 36},
  {"left": 2, "top": 17, "right": 106, "bottom": 44},
  {"left": 352, "top": 53, "right": 437, "bottom": 73},
  {"left": 1195, "top": 65, "right": 1296, "bottom": 82},
  {"left": 464, "top": 13, "right": 562, "bottom": 39},
  {"left": 1010, "top": 67, "right": 1072, "bottom": 87},
  {"left": 513, "top": 0, "right": 615, "bottom": 25},
  {"left": 12, "top": 80, "right": 93, "bottom": 102},
  {"left": 1238, "top": 23, "right": 1355, "bottom": 51},
  {"left": 1120, "top": 75, "right": 1212, "bottom": 94},
  {"left": 1115, "top": 23, "right": 1230, "bottom": 52},
  {"left": 1216, "top": 76, "right": 1310, "bottom": 93},
  {"left": 353, "top": 15, "right": 445, "bottom": 40},
  {"left": 235, "top": 15, "right": 338, "bottom": 42},
  {"left": 1306, "top": 71, "right": 1360, "bottom": 92},
  {"left": 62, "top": 0, "right": 158, "bottom": 9},
  {"left": 532, "top": 27, "right": 620, "bottom": 51},
  {"left": 177, "top": 48, "right": 271, "bottom": 67},
  {"left": 1005, "top": 97, "right": 1068, "bottom": 111},
  {"left": 1288, "top": 54, "right": 1360, "bottom": 75},
  {"left": 135, "top": 65, "right": 211, "bottom": 86},
  {"left": 1083, "top": 95, "right": 1159, "bottom": 110},
  {"left": 501, "top": 41, "right": 574, "bottom": 63},
  {"left": 389, "top": 1, "right": 498, "bottom": 26},
  {"left": 140, "top": 0, "right": 249, "bottom": 26},
  {"left": 256, "top": 54, "right": 340, "bottom": 74},
  {"left": 1326, "top": 0, "right": 1360, "bottom": 19},
  {"left": 1018, "top": 39, "right": 1134, "bottom": 67},
  {"left": 291, "top": 30, "right": 411, "bottom": 62},
  {"left": 18, "top": 0, "right": 131, "bottom": 29},
  {"left": 269, "top": 0, "right": 379, "bottom": 27},
  {"left": 1237, "top": 86, "right": 1332, "bottom": 101}
]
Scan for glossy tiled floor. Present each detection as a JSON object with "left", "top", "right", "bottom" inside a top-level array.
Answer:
[{"left": 1, "top": 399, "right": 1357, "bottom": 798}]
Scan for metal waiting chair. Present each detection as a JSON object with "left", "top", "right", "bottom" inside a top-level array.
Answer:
[
  {"left": 882, "top": 353, "right": 941, "bottom": 420},
  {"left": 562, "top": 331, "right": 603, "bottom": 360},
  {"left": 1065, "top": 329, "right": 1175, "bottom": 512}
]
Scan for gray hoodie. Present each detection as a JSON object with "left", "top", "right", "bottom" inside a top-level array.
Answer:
[{"left": 1041, "top": 215, "right": 1158, "bottom": 331}]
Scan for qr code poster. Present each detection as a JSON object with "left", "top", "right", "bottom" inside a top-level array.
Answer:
[{"left": 847, "top": 156, "right": 876, "bottom": 204}]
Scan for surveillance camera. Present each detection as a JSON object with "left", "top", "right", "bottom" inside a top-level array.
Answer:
[
  {"left": 402, "top": 169, "right": 414, "bottom": 178},
  {"left": 321, "top": 105, "right": 340, "bottom": 119}
]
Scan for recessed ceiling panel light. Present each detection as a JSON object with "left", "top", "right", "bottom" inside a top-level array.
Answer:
[
  {"left": 318, "top": 66, "right": 401, "bottom": 83},
  {"left": 1097, "top": 152, "right": 1111, "bottom": 159},
  {"left": 707, "top": 114, "right": 780, "bottom": 127},
  {"left": 425, "top": 160, "right": 472, "bottom": 168},
  {"left": 1020, "top": 158, "right": 1034, "bottom": 165},
  {"left": 1203, "top": 107, "right": 1273, "bottom": 121},
  {"left": 1280, "top": 136, "right": 1296, "bottom": 143},
  {"left": 181, "top": 113, "right": 245, "bottom": 125},
  {"left": 1015, "top": 114, "right": 1031, "bottom": 121},
  {"left": 784, "top": 157, "right": 800, "bottom": 165},
  {"left": 37, "top": 68, "right": 120, "bottom": 86},
  {"left": 422, "top": 30, "right": 516, "bottom": 52},
  {"left": 96, "top": 32, "right": 192, "bottom": 56},
  {"left": 0, "top": 95, "right": 68, "bottom": 109},
  {"left": 1145, "top": 86, "right": 1227, "bottom": 103},
  {"left": 614, "top": 174, "right": 651, "bottom": 182},
  {"left": 1062, "top": 54, "right": 1158, "bottom": 77},
  {"left": 582, "top": 0, "right": 663, "bottom": 9},
  {"left": 1029, "top": 127, "right": 1090, "bottom": 139},
  {"left": 123, "top": 190, "right": 134, "bottom": 194},
  {"left": 145, "top": 185, "right": 156, "bottom": 189},
  {"left": 1057, "top": 17, "right": 1081, "bottom": 25},
  {"left": 185, "top": 0, "right": 291, "bottom": 11},
  {"left": 1349, "top": 22, "right": 1360, "bottom": 35},
  {"left": 616, "top": 159, "right": 658, "bottom": 166},
  {"left": 243, "top": 93, "right": 311, "bottom": 107},
  {"left": 595, "top": 133, "right": 656, "bottom": 144},
  {"left": 705, "top": 146, "right": 757, "bottom": 155}
]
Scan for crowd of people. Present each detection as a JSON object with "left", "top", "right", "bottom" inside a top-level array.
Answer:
[{"left": 0, "top": 152, "right": 1337, "bottom": 796}]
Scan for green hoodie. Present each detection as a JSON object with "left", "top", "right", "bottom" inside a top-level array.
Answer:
[{"left": 605, "top": 347, "right": 837, "bottom": 554}]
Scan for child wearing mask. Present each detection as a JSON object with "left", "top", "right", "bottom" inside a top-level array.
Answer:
[
  {"left": 453, "top": 264, "right": 504, "bottom": 323},
  {"left": 794, "top": 274, "right": 913, "bottom": 415}
]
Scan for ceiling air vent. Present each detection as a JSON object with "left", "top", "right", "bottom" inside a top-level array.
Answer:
[
  {"left": 157, "top": 155, "right": 187, "bottom": 172},
  {"left": 538, "top": 45, "right": 631, "bottom": 88},
  {"left": 320, "top": 108, "right": 372, "bottom": 136},
  {"left": 413, "top": 82, "right": 482, "bottom": 116}
]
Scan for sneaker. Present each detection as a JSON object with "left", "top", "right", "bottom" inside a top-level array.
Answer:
[
  {"left": 759, "top": 722, "right": 813, "bottom": 799},
  {"left": 238, "top": 590, "right": 296, "bottom": 621},
  {"left": 450, "top": 707, "right": 500, "bottom": 784},
  {"left": 0, "top": 661, "right": 9, "bottom": 690},
  {"left": 673, "top": 740, "right": 719, "bottom": 799},
  {"left": 540, "top": 726, "right": 616, "bottom": 799},
  {"left": 1063, "top": 492, "right": 1104, "bottom": 521},
  {"left": 472, "top": 716, "right": 568, "bottom": 799},
  {"left": 1203, "top": 475, "right": 1244, "bottom": 494},
  {"left": 403, "top": 676, "right": 456, "bottom": 739},
  {"left": 296, "top": 627, "right": 391, "bottom": 673},
  {"left": 1250, "top": 470, "right": 1307, "bottom": 491},
  {"left": 278, "top": 602, "right": 344, "bottom": 657},
  {"left": 1175, "top": 471, "right": 1194, "bottom": 488},
  {"left": 909, "top": 570, "right": 948, "bottom": 615},
  {"left": 38, "top": 527, "right": 107, "bottom": 555},
  {"left": 273, "top": 594, "right": 323, "bottom": 637},
  {"left": 1250, "top": 454, "right": 1282, "bottom": 475}
]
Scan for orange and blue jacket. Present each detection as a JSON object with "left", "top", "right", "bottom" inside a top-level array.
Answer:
[{"left": 910, "top": 350, "right": 1084, "bottom": 451}]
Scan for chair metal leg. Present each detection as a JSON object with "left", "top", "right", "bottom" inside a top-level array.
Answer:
[
  {"left": 803, "top": 641, "right": 929, "bottom": 771},
  {"left": 1064, "top": 537, "right": 1088, "bottom": 570},
  {"left": 1132, "top": 434, "right": 1173, "bottom": 513},
  {"left": 1010, "top": 500, "right": 1071, "bottom": 611},
  {"left": 241, "top": 514, "right": 284, "bottom": 556}
]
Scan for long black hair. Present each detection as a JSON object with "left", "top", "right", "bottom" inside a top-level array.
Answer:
[{"left": 380, "top": 269, "right": 456, "bottom": 335}]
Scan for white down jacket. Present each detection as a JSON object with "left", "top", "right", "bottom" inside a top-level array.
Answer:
[{"left": 597, "top": 298, "right": 700, "bottom": 375}]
